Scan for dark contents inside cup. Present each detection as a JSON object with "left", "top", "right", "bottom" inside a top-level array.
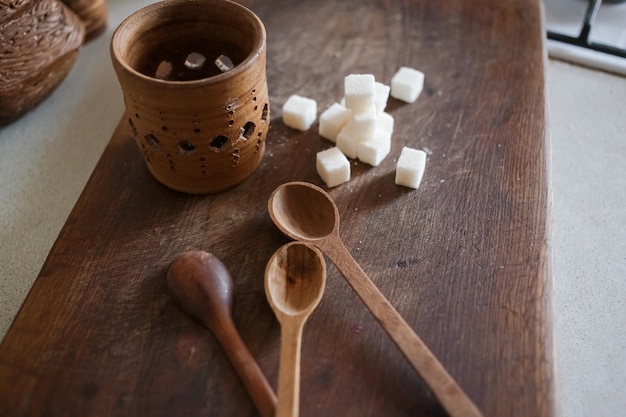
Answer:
[{"left": 137, "top": 36, "right": 245, "bottom": 81}]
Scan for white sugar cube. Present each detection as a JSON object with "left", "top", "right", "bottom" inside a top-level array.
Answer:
[
  {"left": 357, "top": 129, "right": 391, "bottom": 166},
  {"left": 378, "top": 112, "right": 394, "bottom": 134},
  {"left": 395, "top": 147, "right": 427, "bottom": 189},
  {"left": 336, "top": 122, "right": 361, "bottom": 159},
  {"left": 282, "top": 94, "right": 317, "bottom": 131},
  {"left": 316, "top": 147, "right": 350, "bottom": 188},
  {"left": 319, "top": 103, "right": 352, "bottom": 142},
  {"left": 391, "top": 67, "right": 425, "bottom": 103},
  {"left": 351, "top": 105, "right": 377, "bottom": 141},
  {"left": 374, "top": 82, "right": 390, "bottom": 114},
  {"left": 344, "top": 74, "right": 375, "bottom": 114}
]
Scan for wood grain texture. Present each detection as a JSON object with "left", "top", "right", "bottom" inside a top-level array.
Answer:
[
  {"left": 265, "top": 242, "right": 326, "bottom": 417},
  {"left": 320, "top": 233, "right": 484, "bottom": 417},
  {"left": 0, "top": 1, "right": 553, "bottom": 416},
  {"left": 166, "top": 251, "right": 277, "bottom": 417}
]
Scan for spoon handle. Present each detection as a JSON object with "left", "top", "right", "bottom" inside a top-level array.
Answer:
[
  {"left": 320, "top": 236, "right": 484, "bottom": 417},
  {"left": 213, "top": 319, "right": 278, "bottom": 417},
  {"left": 275, "top": 320, "right": 304, "bottom": 417}
]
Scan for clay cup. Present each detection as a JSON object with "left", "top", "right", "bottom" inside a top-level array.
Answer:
[{"left": 111, "top": 0, "right": 269, "bottom": 194}]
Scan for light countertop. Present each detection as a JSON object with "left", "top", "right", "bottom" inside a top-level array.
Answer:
[{"left": 1, "top": 1, "right": 625, "bottom": 416}]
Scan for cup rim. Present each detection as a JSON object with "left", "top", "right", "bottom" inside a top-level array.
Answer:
[{"left": 110, "top": 0, "right": 266, "bottom": 87}]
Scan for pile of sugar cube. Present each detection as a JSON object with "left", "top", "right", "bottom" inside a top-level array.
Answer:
[{"left": 282, "top": 66, "right": 428, "bottom": 189}]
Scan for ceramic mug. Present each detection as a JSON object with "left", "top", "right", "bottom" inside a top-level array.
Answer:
[{"left": 110, "top": 0, "right": 269, "bottom": 194}]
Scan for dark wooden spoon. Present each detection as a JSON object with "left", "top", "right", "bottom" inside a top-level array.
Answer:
[{"left": 167, "top": 250, "right": 276, "bottom": 417}]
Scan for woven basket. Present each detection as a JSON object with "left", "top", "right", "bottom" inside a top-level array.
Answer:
[
  {"left": 61, "top": 0, "right": 107, "bottom": 41},
  {"left": 0, "top": 0, "right": 85, "bottom": 126}
]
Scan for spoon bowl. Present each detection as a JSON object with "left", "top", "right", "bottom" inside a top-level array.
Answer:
[
  {"left": 266, "top": 241, "right": 326, "bottom": 316},
  {"left": 167, "top": 251, "right": 233, "bottom": 330},
  {"left": 267, "top": 182, "right": 484, "bottom": 417},
  {"left": 265, "top": 242, "right": 326, "bottom": 417},
  {"left": 167, "top": 251, "right": 276, "bottom": 417},
  {"left": 268, "top": 181, "right": 338, "bottom": 241}
]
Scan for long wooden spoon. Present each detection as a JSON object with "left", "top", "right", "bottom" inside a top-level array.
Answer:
[
  {"left": 265, "top": 242, "right": 326, "bottom": 417},
  {"left": 268, "top": 181, "right": 483, "bottom": 417},
  {"left": 167, "top": 251, "right": 277, "bottom": 417}
]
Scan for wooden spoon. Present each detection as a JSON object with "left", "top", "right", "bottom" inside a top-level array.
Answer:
[
  {"left": 167, "top": 251, "right": 276, "bottom": 417},
  {"left": 265, "top": 242, "right": 326, "bottom": 417},
  {"left": 268, "top": 181, "right": 484, "bottom": 417}
]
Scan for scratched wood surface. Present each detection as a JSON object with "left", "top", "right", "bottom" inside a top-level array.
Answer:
[{"left": 0, "top": 0, "right": 553, "bottom": 416}]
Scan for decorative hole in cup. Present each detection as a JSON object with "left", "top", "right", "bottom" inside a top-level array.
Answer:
[
  {"left": 210, "top": 135, "right": 230, "bottom": 151},
  {"left": 177, "top": 140, "right": 196, "bottom": 156},
  {"left": 241, "top": 121, "right": 255, "bottom": 140},
  {"left": 111, "top": 0, "right": 269, "bottom": 194},
  {"left": 145, "top": 134, "right": 161, "bottom": 151}
]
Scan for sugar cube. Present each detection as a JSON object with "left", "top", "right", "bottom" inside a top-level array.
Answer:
[
  {"left": 374, "top": 82, "right": 390, "bottom": 114},
  {"left": 336, "top": 122, "right": 361, "bottom": 159},
  {"left": 344, "top": 74, "right": 375, "bottom": 114},
  {"left": 357, "top": 129, "right": 391, "bottom": 166},
  {"left": 378, "top": 112, "right": 394, "bottom": 134},
  {"left": 282, "top": 94, "right": 317, "bottom": 131},
  {"left": 316, "top": 147, "right": 350, "bottom": 188},
  {"left": 351, "top": 105, "right": 377, "bottom": 141},
  {"left": 215, "top": 54, "right": 234, "bottom": 72},
  {"left": 391, "top": 67, "right": 425, "bottom": 104},
  {"left": 319, "top": 103, "right": 352, "bottom": 142},
  {"left": 395, "top": 147, "right": 427, "bottom": 189}
]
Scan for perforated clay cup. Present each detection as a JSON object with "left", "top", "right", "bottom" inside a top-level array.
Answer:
[{"left": 110, "top": 0, "right": 269, "bottom": 194}]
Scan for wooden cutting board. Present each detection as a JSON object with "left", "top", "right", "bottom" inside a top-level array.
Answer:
[{"left": 0, "top": 0, "right": 553, "bottom": 416}]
